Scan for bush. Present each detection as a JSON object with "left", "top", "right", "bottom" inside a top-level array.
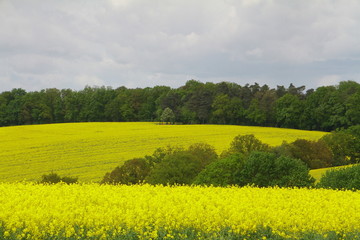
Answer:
[
  {"left": 146, "top": 151, "right": 203, "bottom": 185},
  {"left": 317, "top": 165, "right": 360, "bottom": 190},
  {"left": 102, "top": 143, "right": 217, "bottom": 186},
  {"left": 344, "top": 125, "right": 360, "bottom": 163},
  {"left": 321, "top": 131, "right": 357, "bottom": 166},
  {"left": 101, "top": 158, "right": 151, "bottom": 184},
  {"left": 145, "top": 143, "right": 217, "bottom": 185},
  {"left": 40, "top": 172, "right": 78, "bottom": 184},
  {"left": 276, "top": 139, "right": 333, "bottom": 169},
  {"left": 221, "top": 134, "right": 270, "bottom": 157},
  {"left": 145, "top": 145, "right": 184, "bottom": 167},
  {"left": 187, "top": 143, "right": 218, "bottom": 168},
  {"left": 240, "top": 152, "right": 315, "bottom": 187},
  {"left": 193, "top": 154, "right": 245, "bottom": 186}
]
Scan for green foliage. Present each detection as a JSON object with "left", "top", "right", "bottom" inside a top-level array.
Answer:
[
  {"left": 274, "top": 93, "right": 304, "bottom": 129},
  {"left": 146, "top": 151, "right": 203, "bottom": 185},
  {"left": 187, "top": 143, "right": 218, "bottom": 169},
  {"left": 195, "top": 151, "right": 314, "bottom": 188},
  {"left": 40, "top": 173, "right": 78, "bottom": 184},
  {"left": 193, "top": 154, "right": 245, "bottom": 186},
  {"left": 321, "top": 131, "right": 357, "bottom": 165},
  {"left": 344, "top": 125, "right": 360, "bottom": 163},
  {"left": 145, "top": 143, "right": 217, "bottom": 185},
  {"left": 1, "top": 80, "right": 360, "bottom": 132},
  {"left": 245, "top": 98, "right": 267, "bottom": 126},
  {"left": 101, "top": 158, "right": 151, "bottom": 184},
  {"left": 240, "top": 152, "right": 315, "bottom": 187},
  {"left": 317, "top": 164, "right": 360, "bottom": 190},
  {"left": 211, "top": 94, "right": 244, "bottom": 124},
  {"left": 222, "top": 134, "right": 270, "bottom": 157},
  {"left": 103, "top": 143, "right": 217, "bottom": 186},
  {"left": 160, "top": 107, "right": 175, "bottom": 124},
  {"left": 276, "top": 139, "right": 333, "bottom": 169},
  {"left": 145, "top": 145, "right": 184, "bottom": 167}
]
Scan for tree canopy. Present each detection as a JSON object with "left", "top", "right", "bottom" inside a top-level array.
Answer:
[{"left": 1, "top": 80, "right": 360, "bottom": 131}]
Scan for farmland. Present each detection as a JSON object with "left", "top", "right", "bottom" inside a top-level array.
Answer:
[
  {"left": 0, "top": 122, "right": 326, "bottom": 182},
  {"left": 1, "top": 183, "right": 360, "bottom": 239},
  {"left": 309, "top": 165, "right": 357, "bottom": 182}
]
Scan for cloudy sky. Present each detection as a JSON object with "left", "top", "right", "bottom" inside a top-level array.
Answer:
[{"left": 1, "top": 0, "right": 360, "bottom": 92}]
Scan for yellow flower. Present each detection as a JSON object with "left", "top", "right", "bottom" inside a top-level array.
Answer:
[{"left": 1, "top": 183, "right": 359, "bottom": 239}]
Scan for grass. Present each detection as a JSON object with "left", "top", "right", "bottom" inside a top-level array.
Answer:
[{"left": 0, "top": 122, "right": 326, "bottom": 182}]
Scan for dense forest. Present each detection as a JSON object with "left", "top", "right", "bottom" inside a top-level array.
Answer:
[{"left": 1, "top": 80, "right": 360, "bottom": 131}]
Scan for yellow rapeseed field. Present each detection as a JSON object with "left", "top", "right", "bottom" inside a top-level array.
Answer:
[
  {"left": 0, "top": 122, "right": 326, "bottom": 182},
  {"left": 0, "top": 183, "right": 359, "bottom": 239}
]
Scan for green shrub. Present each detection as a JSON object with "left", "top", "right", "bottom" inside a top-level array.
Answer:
[
  {"left": 240, "top": 152, "right": 315, "bottom": 187},
  {"left": 101, "top": 158, "right": 151, "bottom": 184},
  {"left": 221, "top": 134, "right": 270, "bottom": 157},
  {"left": 321, "top": 131, "right": 357, "bottom": 166},
  {"left": 145, "top": 145, "right": 184, "bottom": 167},
  {"left": 187, "top": 143, "right": 218, "bottom": 168},
  {"left": 344, "top": 125, "right": 360, "bottom": 163},
  {"left": 193, "top": 154, "right": 245, "bottom": 186},
  {"left": 146, "top": 151, "right": 205, "bottom": 185},
  {"left": 317, "top": 165, "right": 360, "bottom": 190},
  {"left": 275, "top": 139, "right": 333, "bottom": 169},
  {"left": 40, "top": 172, "right": 78, "bottom": 184},
  {"left": 102, "top": 143, "right": 217, "bottom": 186}
]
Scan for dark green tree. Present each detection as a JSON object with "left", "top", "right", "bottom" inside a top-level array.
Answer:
[
  {"left": 275, "top": 94, "right": 304, "bottom": 128},
  {"left": 278, "top": 139, "right": 333, "bottom": 169},
  {"left": 245, "top": 98, "right": 267, "bottom": 126},
  {"left": 321, "top": 131, "right": 358, "bottom": 165},
  {"left": 187, "top": 143, "right": 218, "bottom": 168},
  {"left": 211, "top": 94, "right": 244, "bottom": 124},
  {"left": 101, "top": 158, "right": 151, "bottom": 184},
  {"left": 346, "top": 91, "right": 360, "bottom": 126},
  {"left": 160, "top": 107, "right": 175, "bottom": 124},
  {"left": 344, "top": 125, "right": 360, "bottom": 163},
  {"left": 302, "top": 86, "right": 337, "bottom": 130},
  {"left": 146, "top": 151, "right": 203, "bottom": 185},
  {"left": 193, "top": 154, "right": 245, "bottom": 186},
  {"left": 185, "top": 82, "right": 215, "bottom": 123},
  {"left": 317, "top": 165, "right": 360, "bottom": 190},
  {"left": 240, "top": 152, "right": 315, "bottom": 187},
  {"left": 222, "top": 134, "right": 270, "bottom": 157},
  {"left": 40, "top": 172, "right": 78, "bottom": 184}
]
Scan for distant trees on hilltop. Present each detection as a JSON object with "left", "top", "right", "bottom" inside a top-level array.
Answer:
[{"left": 1, "top": 80, "right": 360, "bottom": 131}]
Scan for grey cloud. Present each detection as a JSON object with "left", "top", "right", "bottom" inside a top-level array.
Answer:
[{"left": 0, "top": 0, "right": 359, "bottom": 92}]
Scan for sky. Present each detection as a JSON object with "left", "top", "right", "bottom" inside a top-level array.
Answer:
[{"left": 1, "top": 0, "right": 360, "bottom": 92}]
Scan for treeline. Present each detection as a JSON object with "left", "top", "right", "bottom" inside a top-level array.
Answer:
[{"left": 1, "top": 80, "right": 360, "bottom": 131}]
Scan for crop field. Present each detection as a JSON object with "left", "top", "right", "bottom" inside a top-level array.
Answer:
[
  {"left": 1, "top": 183, "right": 360, "bottom": 239},
  {"left": 309, "top": 164, "right": 357, "bottom": 182},
  {"left": 0, "top": 122, "right": 326, "bottom": 182}
]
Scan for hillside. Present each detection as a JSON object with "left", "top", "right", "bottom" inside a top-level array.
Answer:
[
  {"left": 0, "top": 122, "right": 326, "bottom": 182},
  {"left": 309, "top": 164, "right": 356, "bottom": 182}
]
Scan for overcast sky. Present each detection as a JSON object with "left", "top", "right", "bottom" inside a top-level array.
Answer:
[{"left": 1, "top": 0, "right": 360, "bottom": 92}]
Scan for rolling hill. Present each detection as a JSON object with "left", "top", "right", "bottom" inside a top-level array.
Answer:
[{"left": 0, "top": 122, "right": 326, "bottom": 182}]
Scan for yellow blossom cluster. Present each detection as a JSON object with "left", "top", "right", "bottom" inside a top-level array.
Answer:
[{"left": 0, "top": 183, "right": 359, "bottom": 239}]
